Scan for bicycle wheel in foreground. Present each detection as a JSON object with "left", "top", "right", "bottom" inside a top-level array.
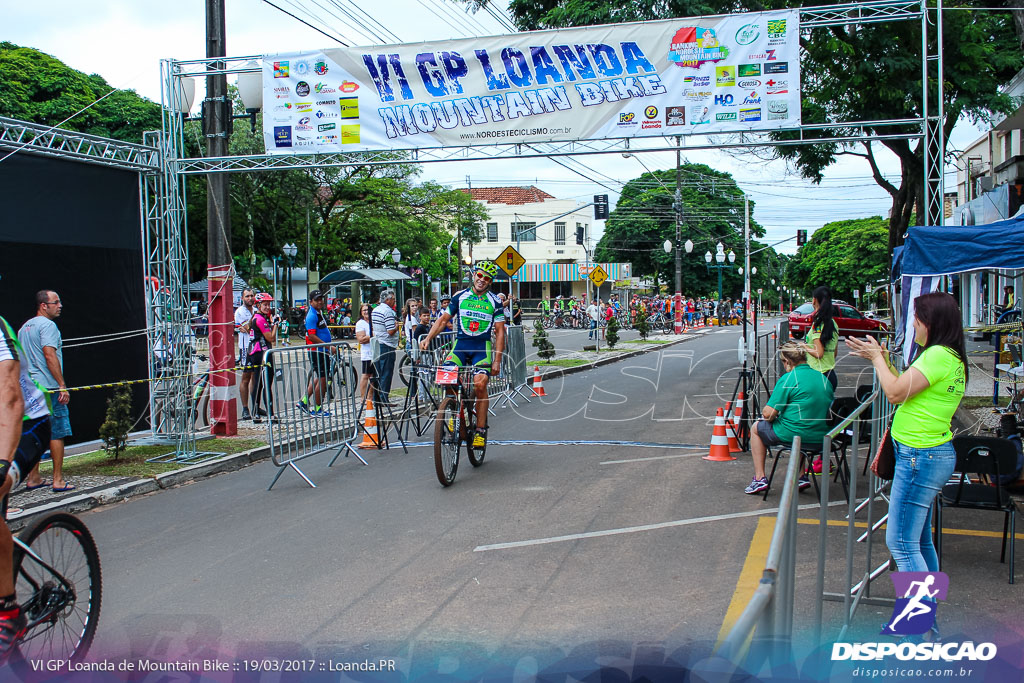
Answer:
[
  {"left": 433, "top": 397, "right": 461, "bottom": 486},
  {"left": 465, "top": 401, "right": 485, "bottom": 467},
  {"left": 10, "top": 513, "right": 102, "bottom": 675}
]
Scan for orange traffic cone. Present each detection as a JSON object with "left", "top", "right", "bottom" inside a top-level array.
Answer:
[
  {"left": 705, "top": 408, "right": 737, "bottom": 461},
  {"left": 357, "top": 397, "right": 380, "bottom": 449},
  {"left": 531, "top": 366, "right": 547, "bottom": 397},
  {"left": 734, "top": 392, "right": 746, "bottom": 437},
  {"left": 723, "top": 401, "right": 742, "bottom": 453}
]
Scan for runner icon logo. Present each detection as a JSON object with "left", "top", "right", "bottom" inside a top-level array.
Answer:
[{"left": 881, "top": 571, "right": 948, "bottom": 636}]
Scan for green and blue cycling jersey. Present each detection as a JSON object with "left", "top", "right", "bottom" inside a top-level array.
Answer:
[{"left": 443, "top": 288, "right": 506, "bottom": 372}]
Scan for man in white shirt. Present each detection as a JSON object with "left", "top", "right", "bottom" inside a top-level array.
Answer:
[
  {"left": 371, "top": 290, "right": 399, "bottom": 398},
  {"left": 234, "top": 288, "right": 256, "bottom": 421},
  {"left": 586, "top": 299, "right": 600, "bottom": 340}
]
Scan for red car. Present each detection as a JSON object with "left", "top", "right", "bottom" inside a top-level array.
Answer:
[{"left": 788, "top": 300, "right": 888, "bottom": 339}]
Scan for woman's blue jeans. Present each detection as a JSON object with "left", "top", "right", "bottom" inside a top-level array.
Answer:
[{"left": 888, "top": 439, "right": 957, "bottom": 572}]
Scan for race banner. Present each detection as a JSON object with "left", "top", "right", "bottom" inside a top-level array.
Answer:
[{"left": 262, "top": 9, "right": 800, "bottom": 154}]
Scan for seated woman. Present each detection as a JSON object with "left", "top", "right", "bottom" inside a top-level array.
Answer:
[{"left": 745, "top": 341, "right": 836, "bottom": 495}]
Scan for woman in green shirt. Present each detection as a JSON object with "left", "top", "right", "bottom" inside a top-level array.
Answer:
[
  {"left": 804, "top": 286, "right": 838, "bottom": 391},
  {"left": 847, "top": 292, "right": 966, "bottom": 581}
]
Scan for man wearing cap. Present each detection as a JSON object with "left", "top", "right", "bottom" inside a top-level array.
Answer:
[
  {"left": 299, "top": 290, "right": 332, "bottom": 416},
  {"left": 419, "top": 261, "right": 505, "bottom": 450}
]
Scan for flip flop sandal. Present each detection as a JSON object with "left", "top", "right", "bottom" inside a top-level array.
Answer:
[
  {"left": 24, "top": 479, "right": 52, "bottom": 491},
  {"left": 51, "top": 483, "right": 77, "bottom": 493}
]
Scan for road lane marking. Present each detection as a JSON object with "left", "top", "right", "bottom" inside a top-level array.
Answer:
[
  {"left": 716, "top": 516, "right": 774, "bottom": 649},
  {"left": 473, "top": 501, "right": 846, "bottom": 552},
  {"left": 403, "top": 440, "right": 704, "bottom": 450},
  {"left": 600, "top": 451, "right": 706, "bottom": 464}
]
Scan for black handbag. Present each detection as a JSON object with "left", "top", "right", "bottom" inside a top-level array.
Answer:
[{"left": 874, "top": 422, "right": 896, "bottom": 480}]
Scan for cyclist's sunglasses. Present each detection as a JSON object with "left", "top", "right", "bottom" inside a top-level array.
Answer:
[{"left": 474, "top": 271, "right": 493, "bottom": 282}]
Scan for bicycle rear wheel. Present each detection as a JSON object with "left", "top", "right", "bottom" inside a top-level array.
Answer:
[
  {"left": 10, "top": 513, "right": 102, "bottom": 674},
  {"left": 433, "top": 397, "right": 461, "bottom": 486}
]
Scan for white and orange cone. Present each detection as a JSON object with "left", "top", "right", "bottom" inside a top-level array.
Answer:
[
  {"left": 357, "top": 397, "right": 380, "bottom": 449},
  {"left": 531, "top": 366, "right": 547, "bottom": 397},
  {"left": 705, "top": 408, "right": 737, "bottom": 461}
]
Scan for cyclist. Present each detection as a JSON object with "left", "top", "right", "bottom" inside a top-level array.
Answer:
[
  {"left": 419, "top": 261, "right": 506, "bottom": 450},
  {"left": 0, "top": 316, "right": 52, "bottom": 656}
]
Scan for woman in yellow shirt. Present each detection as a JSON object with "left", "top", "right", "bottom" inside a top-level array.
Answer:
[
  {"left": 803, "top": 286, "right": 839, "bottom": 391},
  {"left": 847, "top": 292, "right": 966, "bottom": 581}
]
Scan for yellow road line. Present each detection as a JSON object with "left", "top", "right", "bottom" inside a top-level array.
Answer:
[
  {"left": 795, "top": 518, "right": 1024, "bottom": 540},
  {"left": 716, "top": 516, "right": 775, "bottom": 649}
]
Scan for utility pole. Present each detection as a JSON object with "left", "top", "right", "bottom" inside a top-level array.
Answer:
[
  {"left": 673, "top": 137, "right": 684, "bottom": 334},
  {"left": 205, "top": 0, "right": 235, "bottom": 435}
]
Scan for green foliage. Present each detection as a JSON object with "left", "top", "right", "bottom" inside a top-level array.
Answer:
[
  {"left": 605, "top": 314, "right": 620, "bottom": 348},
  {"left": 0, "top": 42, "right": 161, "bottom": 142},
  {"left": 634, "top": 311, "right": 650, "bottom": 341},
  {"left": 785, "top": 216, "right": 889, "bottom": 302},
  {"left": 532, "top": 318, "right": 556, "bottom": 360},
  {"left": 98, "top": 386, "right": 133, "bottom": 461}
]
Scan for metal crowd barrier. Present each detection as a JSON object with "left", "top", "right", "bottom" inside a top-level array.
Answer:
[
  {"left": 752, "top": 320, "right": 788, "bottom": 415},
  {"left": 257, "top": 341, "right": 366, "bottom": 490}
]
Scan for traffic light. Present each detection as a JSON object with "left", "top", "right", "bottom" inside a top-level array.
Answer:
[
  {"left": 796, "top": 229, "right": 808, "bottom": 246},
  {"left": 576, "top": 226, "right": 585, "bottom": 245},
  {"left": 593, "top": 194, "right": 609, "bottom": 220},
  {"left": 506, "top": 252, "right": 515, "bottom": 273}
]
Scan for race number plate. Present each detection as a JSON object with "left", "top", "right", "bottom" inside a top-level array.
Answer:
[{"left": 435, "top": 368, "right": 459, "bottom": 385}]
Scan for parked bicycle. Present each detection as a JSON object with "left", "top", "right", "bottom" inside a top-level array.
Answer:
[
  {"left": 431, "top": 366, "right": 487, "bottom": 486},
  {"left": 6, "top": 510, "right": 102, "bottom": 675},
  {"left": 305, "top": 348, "right": 358, "bottom": 401}
]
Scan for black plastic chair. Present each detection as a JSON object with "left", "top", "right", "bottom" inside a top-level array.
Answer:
[{"left": 935, "top": 435, "right": 1019, "bottom": 584}]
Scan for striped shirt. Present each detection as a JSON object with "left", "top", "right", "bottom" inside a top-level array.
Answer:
[{"left": 371, "top": 303, "right": 399, "bottom": 348}]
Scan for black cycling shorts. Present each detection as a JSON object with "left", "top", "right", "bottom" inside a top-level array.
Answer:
[
  {"left": 4, "top": 416, "right": 51, "bottom": 514},
  {"left": 309, "top": 349, "right": 331, "bottom": 377}
]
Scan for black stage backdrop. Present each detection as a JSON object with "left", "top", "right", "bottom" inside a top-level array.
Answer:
[{"left": 0, "top": 153, "right": 148, "bottom": 444}]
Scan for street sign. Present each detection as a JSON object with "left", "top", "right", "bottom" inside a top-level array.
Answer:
[
  {"left": 589, "top": 264, "right": 609, "bottom": 287},
  {"left": 579, "top": 265, "right": 594, "bottom": 276},
  {"left": 497, "top": 244, "right": 525, "bottom": 277},
  {"left": 853, "top": 289, "right": 860, "bottom": 299},
  {"left": 757, "top": 288, "right": 763, "bottom": 294}
]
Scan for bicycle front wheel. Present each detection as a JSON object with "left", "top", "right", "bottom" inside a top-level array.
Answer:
[
  {"left": 11, "top": 513, "right": 102, "bottom": 673},
  {"left": 433, "top": 397, "right": 461, "bottom": 486}
]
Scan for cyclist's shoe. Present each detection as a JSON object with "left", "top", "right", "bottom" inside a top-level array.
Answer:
[
  {"left": 295, "top": 400, "right": 309, "bottom": 415},
  {"left": 310, "top": 407, "right": 331, "bottom": 417},
  {"left": 0, "top": 606, "right": 27, "bottom": 660},
  {"left": 798, "top": 474, "right": 812, "bottom": 491},
  {"left": 744, "top": 477, "right": 768, "bottom": 495},
  {"left": 472, "top": 427, "right": 488, "bottom": 450},
  {"left": 240, "top": 407, "right": 251, "bottom": 421}
]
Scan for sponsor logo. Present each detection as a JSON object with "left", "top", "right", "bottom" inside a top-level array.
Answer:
[
  {"left": 315, "top": 99, "right": 337, "bottom": 106},
  {"left": 738, "top": 63, "right": 761, "bottom": 77},
  {"left": 765, "top": 62, "right": 789, "bottom": 74},
  {"left": 644, "top": 105, "right": 659, "bottom": 119},
  {"left": 340, "top": 97, "right": 360, "bottom": 119},
  {"left": 296, "top": 124, "right": 314, "bottom": 132},
  {"left": 341, "top": 124, "right": 360, "bottom": 144},
  {"left": 767, "top": 100, "right": 788, "bottom": 114},
  {"left": 618, "top": 112, "right": 637, "bottom": 125},
  {"left": 295, "top": 81, "right": 311, "bottom": 97},
  {"left": 315, "top": 110, "right": 338, "bottom": 119},
  {"left": 273, "top": 126, "right": 292, "bottom": 147},
  {"left": 741, "top": 92, "right": 762, "bottom": 105},
  {"left": 832, "top": 642, "right": 997, "bottom": 662},
  {"left": 747, "top": 50, "right": 777, "bottom": 61},
  {"left": 668, "top": 26, "right": 730, "bottom": 69},
  {"left": 641, "top": 120, "right": 662, "bottom": 129},
  {"left": 690, "top": 105, "right": 711, "bottom": 124},
  {"left": 273, "top": 61, "right": 289, "bottom": 78},
  {"left": 665, "top": 106, "right": 686, "bottom": 126},
  {"left": 294, "top": 61, "right": 310, "bottom": 76},
  {"left": 317, "top": 134, "right": 339, "bottom": 143},
  {"left": 295, "top": 102, "right": 313, "bottom": 112},
  {"left": 273, "top": 85, "right": 290, "bottom": 95},
  {"left": 272, "top": 116, "right": 290, "bottom": 123},
  {"left": 314, "top": 60, "right": 329, "bottom": 75},
  {"left": 317, "top": 122, "right": 337, "bottom": 131},
  {"left": 682, "top": 88, "right": 712, "bottom": 101},
  {"left": 716, "top": 112, "right": 737, "bottom": 121},
  {"left": 714, "top": 94, "right": 735, "bottom": 107},
  {"left": 273, "top": 103, "right": 294, "bottom": 112},
  {"left": 341, "top": 81, "right": 360, "bottom": 93},
  {"left": 314, "top": 83, "right": 336, "bottom": 94},
  {"left": 765, "top": 78, "right": 789, "bottom": 95},
  {"left": 767, "top": 19, "right": 786, "bottom": 36},
  {"left": 683, "top": 75, "right": 711, "bottom": 87},
  {"left": 295, "top": 134, "right": 312, "bottom": 141},
  {"left": 735, "top": 23, "right": 760, "bottom": 45},
  {"left": 298, "top": 116, "right": 310, "bottom": 125},
  {"left": 739, "top": 107, "right": 761, "bottom": 122},
  {"left": 737, "top": 79, "right": 761, "bottom": 89},
  {"left": 715, "top": 66, "right": 735, "bottom": 87}
]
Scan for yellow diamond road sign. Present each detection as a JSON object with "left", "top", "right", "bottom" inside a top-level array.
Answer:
[
  {"left": 497, "top": 245, "right": 526, "bottom": 277},
  {"left": 588, "top": 264, "right": 608, "bottom": 287}
]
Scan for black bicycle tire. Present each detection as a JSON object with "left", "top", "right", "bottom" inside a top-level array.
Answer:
[
  {"left": 433, "top": 397, "right": 460, "bottom": 487},
  {"left": 10, "top": 512, "right": 102, "bottom": 677},
  {"left": 465, "top": 397, "right": 484, "bottom": 467},
  {"left": 398, "top": 354, "right": 412, "bottom": 386}
]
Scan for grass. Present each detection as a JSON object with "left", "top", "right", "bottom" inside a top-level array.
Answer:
[
  {"left": 961, "top": 395, "right": 1000, "bottom": 411},
  {"left": 39, "top": 438, "right": 266, "bottom": 479},
  {"left": 622, "top": 339, "right": 674, "bottom": 345},
  {"left": 539, "top": 358, "right": 590, "bottom": 368}
]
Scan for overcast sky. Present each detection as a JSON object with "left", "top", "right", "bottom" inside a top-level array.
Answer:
[{"left": 6, "top": 0, "right": 987, "bottom": 259}]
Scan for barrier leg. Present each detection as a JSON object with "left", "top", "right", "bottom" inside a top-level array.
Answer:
[
  {"left": 267, "top": 460, "right": 317, "bottom": 491},
  {"left": 329, "top": 442, "right": 368, "bottom": 467}
]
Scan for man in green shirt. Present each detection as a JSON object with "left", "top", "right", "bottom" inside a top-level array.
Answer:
[{"left": 745, "top": 342, "right": 834, "bottom": 495}]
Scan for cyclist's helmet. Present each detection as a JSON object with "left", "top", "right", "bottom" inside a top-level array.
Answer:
[
  {"left": 255, "top": 293, "right": 273, "bottom": 303},
  {"left": 475, "top": 261, "right": 499, "bottom": 279}
]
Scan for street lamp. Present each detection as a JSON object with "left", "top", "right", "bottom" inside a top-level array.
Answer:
[
  {"left": 283, "top": 242, "right": 297, "bottom": 313},
  {"left": 707, "top": 245, "right": 734, "bottom": 301},
  {"left": 663, "top": 239, "right": 672, "bottom": 254},
  {"left": 391, "top": 248, "right": 401, "bottom": 264}
]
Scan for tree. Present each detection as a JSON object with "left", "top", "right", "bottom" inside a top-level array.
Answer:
[
  {"left": 98, "top": 386, "right": 133, "bottom": 461},
  {"left": 605, "top": 314, "right": 620, "bottom": 348},
  {"left": 0, "top": 42, "right": 161, "bottom": 143},
  {"left": 480, "top": 2, "right": 1024, "bottom": 251},
  {"left": 595, "top": 163, "right": 768, "bottom": 298},
  {"left": 635, "top": 310, "right": 650, "bottom": 341},
  {"left": 784, "top": 216, "right": 889, "bottom": 302},
  {"left": 532, "top": 318, "right": 556, "bottom": 361}
]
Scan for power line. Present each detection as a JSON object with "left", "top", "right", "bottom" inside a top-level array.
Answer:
[{"left": 262, "top": 0, "right": 351, "bottom": 45}]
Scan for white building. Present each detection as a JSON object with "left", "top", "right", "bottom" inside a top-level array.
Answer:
[{"left": 462, "top": 186, "right": 631, "bottom": 301}]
